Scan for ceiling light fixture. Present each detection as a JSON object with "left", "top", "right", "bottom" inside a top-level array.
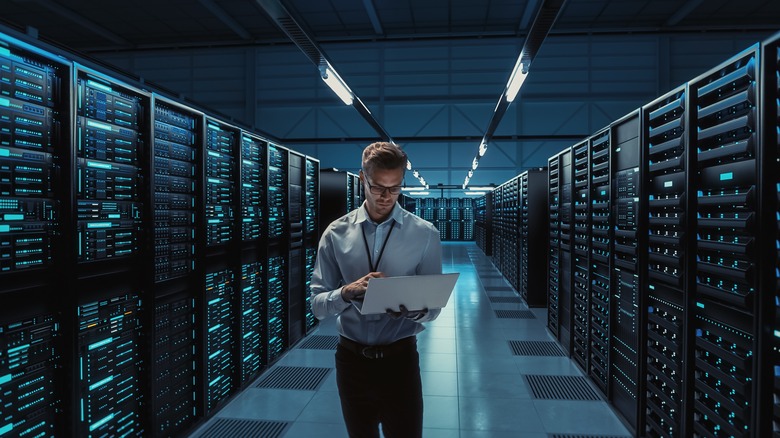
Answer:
[
  {"left": 505, "top": 59, "right": 528, "bottom": 103},
  {"left": 460, "top": 0, "right": 567, "bottom": 189},
  {"left": 321, "top": 65, "right": 354, "bottom": 105}
]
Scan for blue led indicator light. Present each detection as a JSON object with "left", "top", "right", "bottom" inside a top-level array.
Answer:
[
  {"left": 86, "top": 80, "right": 112, "bottom": 93},
  {"left": 720, "top": 172, "right": 733, "bottom": 181},
  {"left": 88, "top": 337, "right": 114, "bottom": 350},
  {"left": 86, "top": 120, "right": 113, "bottom": 131},
  {"left": 87, "top": 222, "right": 112, "bottom": 229},
  {"left": 89, "top": 413, "right": 115, "bottom": 432},
  {"left": 86, "top": 161, "right": 112, "bottom": 169}
]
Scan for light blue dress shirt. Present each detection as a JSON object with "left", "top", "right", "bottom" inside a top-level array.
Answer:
[{"left": 310, "top": 201, "right": 443, "bottom": 345}]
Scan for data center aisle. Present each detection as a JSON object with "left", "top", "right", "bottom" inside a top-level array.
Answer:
[{"left": 189, "top": 242, "right": 631, "bottom": 438}]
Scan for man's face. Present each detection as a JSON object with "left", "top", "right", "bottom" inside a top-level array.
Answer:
[{"left": 361, "top": 167, "right": 404, "bottom": 222}]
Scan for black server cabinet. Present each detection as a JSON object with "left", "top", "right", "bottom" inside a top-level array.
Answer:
[
  {"left": 319, "top": 169, "right": 362, "bottom": 237},
  {"left": 642, "top": 85, "right": 690, "bottom": 437},
  {"left": 148, "top": 96, "right": 201, "bottom": 436},
  {"left": 267, "top": 144, "right": 289, "bottom": 363},
  {"left": 572, "top": 140, "right": 590, "bottom": 371},
  {"left": 201, "top": 118, "right": 240, "bottom": 415},
  {"left": 475, "top": 193, "right": 492, "bottom": 255},
  {"left": 0, "top": 34, "right": 69, "bottom": 436},
  {"left": 558, "top": 149, "right": 574, "bottom": 354},
  {"left": 304, "top": 157, "right": 320, "bottom": 334},
  {"left": 239, "top": 133, "right": 267, "bottom": 384},
  {"left": 689, "top": 44, "right": 760, "bottom": 437},
  {"left": 491, "top": 186, "right": 503, "bottom": 273},
  {"left": 508, "top": 179, "right": 520, "bottom": 290},
  {"left": 520, "top": 169, "right": 549, "bottom": 307},
  {"left": 588, "top": 128, "right": 611, "bottom": 397},
  {"left": 463, "top": 198, "right": 474, "bottom": 241},
  {"left": 0, "top": 301, "right": 60, "bottom": 437},
  {"left": 435, "top": 197, "right": 448, "bottom": 242},
  {"left": 759, "top": 32, "right": 780, "bottom": 438},
  {"left": 288, "top": 151, "right": 305, "bottom": 346},
  {"left": 609, "top": 110, "right": 645, "bottom": 433},
  {"left": 72, "top": 66, "right": 150, "bottom": 437},
  {"left": 547, "top": 153, "right": 561, "bottom": 337}
]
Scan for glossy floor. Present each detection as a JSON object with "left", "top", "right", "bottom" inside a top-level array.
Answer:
[{"left": 189, "top": 242, "right": 632, "bottom": 438}]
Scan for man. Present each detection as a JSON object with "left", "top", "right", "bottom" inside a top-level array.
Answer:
[{"left": 310, "top": 141, "right": 443, "bottom": 438}]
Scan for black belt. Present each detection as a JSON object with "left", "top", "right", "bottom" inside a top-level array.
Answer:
[{"left": 338, "top": 335, "right": 416, "bottom": 360}]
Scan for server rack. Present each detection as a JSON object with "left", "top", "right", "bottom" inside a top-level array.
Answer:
[
  {"left": 462, "top": 198, "right": 475, "bottom": 241},
  {"left": 435, "top": 197, "right": 448, "bottom": 242},
  {"left": 558, "top": 148, "right": 574, "bottom": 354},
  {"left": 547, "top": 153, "right": 561, "bottom": 337},
  {"left": 475, "top": 192, "right": 492, "bottom": 255},
  {"left": 71, "top": 66, "right": 150, "bottom": 436},
  {"left": 758, "top": 32, "right": 780, "bottom": 438},
  {"left": 414, "top": 197, "right": 476, "bottom": 241},
  {"left": 490, "top": 188, "right": 500, "bottom": 269},
  {"left": 609, "top": 110, "right": 645, "bottom": 433},
  {"left": 238, "top": 133, "right": 267, "bottom": 385},
  {"left": 288, "top": 151, "right": 305, "bottom": 346},
  {"left": 148, "top": 96, "right": 201, "bottom": 435},
  {"left": 689, "top": 44, "right": 760, "bottom": 437},
  {"left": 201, "top": 118, "right": 240, "bottom": 415},
  {"left": 319, "top": 169, "right": 363, "bottom": 237},
  {"left": 572, "top": 140, "right": 590, "bottom": 371},
  {"left": 520, "top": 169, "right": 549, "bottom": 307},
  {"left": 0, "top": 33, "right": 69, "bottom": 436},
  {"left": 507, "top": 178, "right": 520, "bottom": 290},
  {"left": 588, "top": 128, "right": 611, "bottom": 397},
  {"left": 642, "top": 84, "right": 690, "bottom": 436},
  {"left": 266, "top": 143, "right": 288, "bottom": 363},
  {"left": 304, "top": 157, "right": 320, "bottom": 334}
]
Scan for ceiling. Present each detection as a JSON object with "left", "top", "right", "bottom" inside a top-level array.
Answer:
[{"left": 2, "top": 0, "right": 778, "bottom": 54}]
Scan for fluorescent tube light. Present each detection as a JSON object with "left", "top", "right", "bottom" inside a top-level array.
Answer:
[
  {"left": 322, "top": 67, "right": 354, "bottom": 105},
  {"left": 468, "top": 186, "right": 495, "bottom": 191},
  {"left": 464, "top": 192, "right": 486, "bottom": 196},
  {"left": 505, "top": 60, "right": 528, "bottom": 103}
]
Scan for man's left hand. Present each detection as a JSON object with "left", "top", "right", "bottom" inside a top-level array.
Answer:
[{"left": 386, "top": 304, "right": 428, "bottom": 321}]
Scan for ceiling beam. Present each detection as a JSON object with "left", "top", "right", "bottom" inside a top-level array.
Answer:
[
  {"left": 362, "top": 0, "right": 384, "bottom": 35},
  {"left": 12, "top": 0, "right": 131, "bottom": 46},
  {"left": 665, "top": 0, "right": 705, "bottom": 27},
  {"left": 197, "top": 0, "right": 252, "bottom": 40}
]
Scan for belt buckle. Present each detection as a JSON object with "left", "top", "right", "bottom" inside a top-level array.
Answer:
[{"left": 361, "top": 346, "right": 383, "bottom": 359}]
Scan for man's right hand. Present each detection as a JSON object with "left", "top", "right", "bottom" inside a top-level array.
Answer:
[{"left": 341, "top": 272, "right": 385, "bottom": 302}]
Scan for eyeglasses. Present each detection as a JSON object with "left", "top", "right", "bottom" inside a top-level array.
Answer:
[{"left": 364, "top": 179, "right": 402, "bottom": 196}]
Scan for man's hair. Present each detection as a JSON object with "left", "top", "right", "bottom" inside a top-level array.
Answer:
[{"left": 361, "top": 142, "right": 408, "bottom": 176}]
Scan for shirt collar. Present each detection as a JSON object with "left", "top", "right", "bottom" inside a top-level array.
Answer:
[{"left": 355, "top": 201, "right": 405, "bottom": 227}]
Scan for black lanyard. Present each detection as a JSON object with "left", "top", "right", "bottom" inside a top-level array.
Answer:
[{"left": 362, "top": 221, "right": 396, "bottom": 272}]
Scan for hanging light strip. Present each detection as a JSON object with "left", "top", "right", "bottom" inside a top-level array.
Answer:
[{"left": 462, "top": 0, "right": 568, "bottom": 189}]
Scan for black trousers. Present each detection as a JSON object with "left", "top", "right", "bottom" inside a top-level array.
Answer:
[{"left": 335, "top": 338, "right": 423, "bottom": 438}]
